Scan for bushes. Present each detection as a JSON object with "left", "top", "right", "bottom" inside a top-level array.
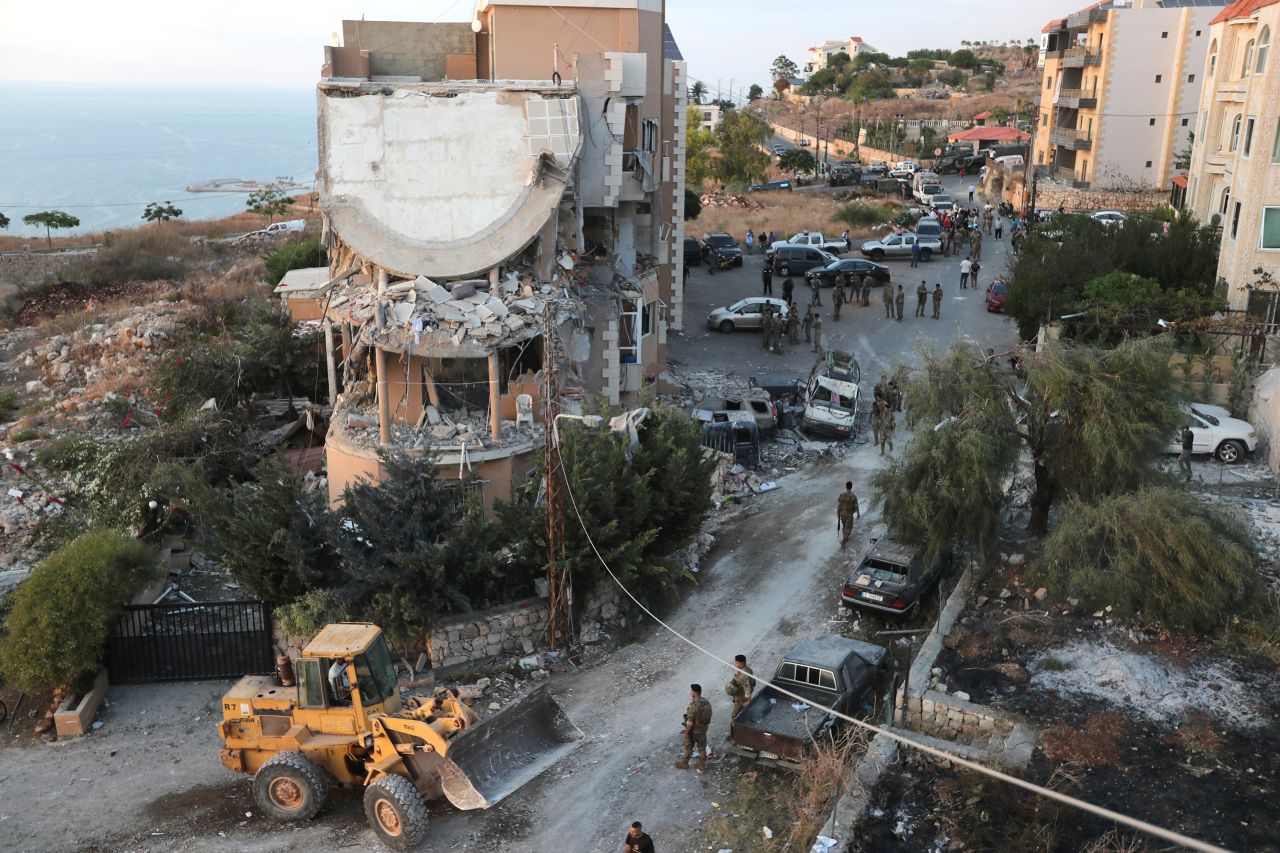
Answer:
[
  {"left": 0, "top": 531, "right": 156, "bottom": 693},
  {"left": 833, "top": 201, "right": 898, "bottom": 229},
  {"left": 263, "top": 238, "right": 327, "bottom": 286},
  {"left": 71, "top": 227, "right": 197, "bottom": 285},
  {"left": 1031, "top": 488, "right": 1260, "bottom": 634}
]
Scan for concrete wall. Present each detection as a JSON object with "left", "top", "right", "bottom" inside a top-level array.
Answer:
[
  {"left": 341, "top": 21, "right": 475, "bottom": 81},
  {"left": 481, "top": 5, "right": 640, "bottom": 80},
  {"left": 427, "top": 584, "right": 624, "bottom": 669},
  {"left": 896, "top": 686, "right": 1016, "bottom": 741},
  {"left": 1252, "top": 365, "right": 1280, "bottom": 472},
  {"left": 0, "top": 248, "right": 98, "bottom": 290}
]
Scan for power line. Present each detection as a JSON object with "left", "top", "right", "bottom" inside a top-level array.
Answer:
[{"left": 557, "top": 461, "right": 1230, "bottom": 853}]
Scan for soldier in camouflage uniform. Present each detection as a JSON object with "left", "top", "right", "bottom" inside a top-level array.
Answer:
[
  {"left": 837, "top": 481, "right": 861, "bottom": 546},
  {"left": 676, "top": 684, "right": 713, "bottom": 772},
  {"left": 724, "top": 654, "right": 756, "bottom": 720},
  {"left": 761, "top": 306, "right": 774, "bottom": 350}
]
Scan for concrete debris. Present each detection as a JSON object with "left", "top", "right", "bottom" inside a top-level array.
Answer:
[{"left": 700, "top": 189, "right": 764, "bottom": 211}]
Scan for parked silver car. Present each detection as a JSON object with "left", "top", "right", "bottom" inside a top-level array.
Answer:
[
  {"left": 707, "top": 297, "right": 791, "bottom": 333},
  {"left": 859, "top": 232, "right": 943, "bottom": 261}
]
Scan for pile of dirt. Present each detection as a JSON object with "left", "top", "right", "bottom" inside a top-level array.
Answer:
[
  {"left": 700, "top": 190, "right": 763, "bottom": 211},
  {"left": 9, "top": 279, "right": 170, "bottom": 326}
]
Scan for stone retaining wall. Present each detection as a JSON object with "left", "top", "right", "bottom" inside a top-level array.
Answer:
[
  {"left": 0, "top": 248, "right": 98, "bottom": 289},
  {"left": 896, "top": 686, "right": 1015, "bottom": 741}
]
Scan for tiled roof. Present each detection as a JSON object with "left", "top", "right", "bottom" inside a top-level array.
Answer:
[
  {"left": 1171, "top": 174, "right": 1189, "bottom": 188},
  {"left": 1211, "top": 0, "right": 1280, "bottom": 24},
  {"left": 973, "top": 110, "right": 993, "bottom": 120},
  {"left": 947, "top": 126, "right": 1031, "bottom": 142}
]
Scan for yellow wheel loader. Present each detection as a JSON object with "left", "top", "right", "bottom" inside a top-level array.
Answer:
[{"left": 217, "top": 623, "right": 581, "bottom": 849}]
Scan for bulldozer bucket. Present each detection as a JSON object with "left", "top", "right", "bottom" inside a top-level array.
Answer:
[{"left": 436, "top": 683, "right": 583, "bottom": 811}]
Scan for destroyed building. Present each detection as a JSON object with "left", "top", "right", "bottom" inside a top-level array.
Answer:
[{"left": 311, "top": 2, "right": 689, "bottom": 506}]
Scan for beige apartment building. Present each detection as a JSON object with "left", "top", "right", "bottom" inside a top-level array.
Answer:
[
  {"left": 311, "top": 1, "right": 688, "bottom": 507},
  {"left": 1185, "top": 0, "right": 1280, "bottom": 312},
  {"left": 1034, "top": 0, "right": 1226, "bottom": 202},
  {"left": 803, "top": 37, "right": 879, "bottom": 77}
]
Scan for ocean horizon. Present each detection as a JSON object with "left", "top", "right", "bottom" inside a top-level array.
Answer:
[{"left": 0, "top": 81, "right": 318, "bottom": 238}]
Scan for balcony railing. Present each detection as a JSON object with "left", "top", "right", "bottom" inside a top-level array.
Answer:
[
  {"left": 1035, "top": 163, "right": 1090, "bottom": 188},
  {"left": 1060, "top": 47, "right": 1103, "bottom": 68},
  {"left": 1055, "top": 88, "right": 1098, "bottom": 108},
  {"left": 1048, "top": 126, "right": 1093, "bottom": 150},
  {"left": 1065, "top": 7, "right": 1108, "bottom": 29}
]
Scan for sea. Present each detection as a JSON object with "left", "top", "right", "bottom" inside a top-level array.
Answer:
[{"left": 0, "top": 82, "right": 318, "bottom": 238}]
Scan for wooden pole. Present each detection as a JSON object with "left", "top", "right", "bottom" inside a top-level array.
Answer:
[
  {"left": 487, "top": 352, "right": 501, "bottom": 440},
  {"left": 323, "top": 320, "right": 338, "bottom": 406}
]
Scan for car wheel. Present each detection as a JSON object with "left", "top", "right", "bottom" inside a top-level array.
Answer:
[
  {"left": 920, "top": 249, "right": 932, "bottom": 260},
  {"left": 735, "top": 257, "right": 744, "bottom": 267},
  {"left": 1216, "top": 440, "right": 1245, "bottom": 464},
  {"left": 254, "top": 752, "right": 329, "bottom": 821},
  {"left": 779, "top": 265, "right": 791, "bottom": 276},
  {"left": 869, "top": 250, "right": 884, "bottom": 261},
  {"left": 718, "top": 320, "right": 734, "bottom": 333}
]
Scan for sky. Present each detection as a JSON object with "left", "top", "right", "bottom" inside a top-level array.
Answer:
[{"left": 1, "top": 0, "right": 1066, "bottom": 96}]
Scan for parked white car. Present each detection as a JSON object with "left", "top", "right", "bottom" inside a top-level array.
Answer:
[
  {"left": 707, "top": 297, "right": 791, "bottom": 333},
  {"left": 889, "top": 161, "right": 919, "bottom": 178},
  {"left": 1168, "top": 404, "right": 1258, "bottom": 463},
  {"left": 1091, "top": 210, "right": 1127, "bottom": 227}
]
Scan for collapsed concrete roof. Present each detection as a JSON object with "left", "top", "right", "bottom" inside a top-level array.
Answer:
[{"left": 318, "top": 80, "right": 583, "bottom": 280}]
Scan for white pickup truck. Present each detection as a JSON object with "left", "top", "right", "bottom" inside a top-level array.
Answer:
[
  {"left": 767, "top": 231, "right": 850, "bottom": 257},
  {"left": 237, "top": 219, "right": 306, "bottom": 241}
]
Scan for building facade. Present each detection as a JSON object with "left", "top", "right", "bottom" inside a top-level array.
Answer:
[
  {"left": 803, "top": 37, "right": 879, "bottom": 77},
  {"left": 1185, "top": 0, "right": 1280, "bottom": 311},
  {"left": 313, "top": 1, "right": 687, "bottom": 506},
  {"left": 1034, "top": 0, "right": 1226, "bottom": 197}
]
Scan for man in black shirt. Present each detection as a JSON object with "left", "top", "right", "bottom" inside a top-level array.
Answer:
[
  {"left": 1179, "top": 425, "right": 1194, "bottom": 481},
  {"left": 623, "top": 820, "right": 655, "bottom": 853}
]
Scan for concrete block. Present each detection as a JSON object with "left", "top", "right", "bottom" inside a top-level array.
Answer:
[
  {"left": 54, "top": 671, "right": 109, "bottom": 738},
  {"left": 978, "top": 716, "right": 995, "bottom": 731}
]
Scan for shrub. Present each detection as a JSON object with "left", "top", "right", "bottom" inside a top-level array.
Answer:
[
  {"left": 71, "top": 228, "right": 196, "bottom": 286},
  {"left": 9, "top": 427, "right": 41, "bottom": 443},
  {"left": 1031, "top": 487, "right": 1260, "bottom": 634},
  {"left": 0, "top": 531, "right": 156, "bottom": 693},
  {"left": 263, "top": 238, "right": 327, "bottom": 286},
  {"left": 833, "top": 202, "right": 897, "bottom": 229},
  {"left": 276, "top": 589, "right": 351, "bottom": 644},
  {"left": 34, "top": 435, "right": 101, "bottom": 471},
  {"left": 0, "top": 389, "right": 18, "bottom": 421}
]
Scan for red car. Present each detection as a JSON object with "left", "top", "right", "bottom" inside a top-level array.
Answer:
[{"left": 986, "top": 280, "right": 1008, "bottom": 312}]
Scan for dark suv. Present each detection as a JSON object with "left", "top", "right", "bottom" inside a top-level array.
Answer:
[
  {"left": 771, "top": 245, "right": 836, "bottom": 277},
  {"left": 840, "top": 536, "right": 952, "bottom": 616},
  {"left": 700, "top": 232, "right": 744, "bottom": 266},
  {"left": 684, "top": 237, "right": 702, "bottom": 267}
]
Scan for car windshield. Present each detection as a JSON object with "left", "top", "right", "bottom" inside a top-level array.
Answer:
[
  {"left": 823, "top": 260, "right": 843, "bottom": 271},
  {"left": 727, "top": 300, "right": 748, "bottom": 312},
  {"left": 857, "top": 558, "right": 910, "bottom": 582},
  {"left": 992, "top": 283, "right": 1007, "bottom": 294},
  {"left": 707, "top": 234, "right": 736, "bottom": 247},
  {"left": 1190, "top": 406, "right": 1220, "bottom": 426},
  {"left": 934, "top": 195, "right": 953, "bottom": 203},
  {"left": 923, "top": 185, "right": 942, "bottom": 194}
]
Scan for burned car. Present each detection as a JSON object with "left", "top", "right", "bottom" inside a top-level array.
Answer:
[
  {"left": 841, "top": 536, "right": 953, "bottom": 616},
  {"left": 802, "top": 350, "right": 860, "bottom": 438}
]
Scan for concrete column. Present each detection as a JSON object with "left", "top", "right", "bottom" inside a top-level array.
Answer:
[
  {"left": 323, "top": 319, "right": 338, "bottom": 406},
  {"left": 424, "top": 364, "right": 441, "bottom": 408},
  {"left": 488, "top": 267, "right": 500, "bottom": 290},
  {"left": 375, "top": 269, "right": 392, "bottom": 447},
  {"left": 487, "top": 352, "right": 501, "bottom": 440}
]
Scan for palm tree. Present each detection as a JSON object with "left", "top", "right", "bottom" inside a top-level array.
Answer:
[{"left": 689, "top": 80, "right": 706, "bottom": 104}]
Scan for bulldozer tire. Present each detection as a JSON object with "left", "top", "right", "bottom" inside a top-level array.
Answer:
[
  {"left": 253, "top": 752, "right": 328, "bottom": 821},
  {"left": 363, "top": 774, "right": 429, "bottom": 850}
]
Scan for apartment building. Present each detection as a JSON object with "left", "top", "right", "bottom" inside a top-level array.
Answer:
[
  {"left": 313, "top": 2, "right": 688, "bottom": 507},
  {"left": 1034, "top": 0, "right": 1226, "bottom": 200},
  {"left": 803, "top": 37, "right": 880, "bottom": 77},
  {"left": 1185, "top": 0, "right": 1280, "bottom": 312}
]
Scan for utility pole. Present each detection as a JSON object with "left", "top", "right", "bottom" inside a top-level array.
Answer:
[{"left": 542, "top": 301, "right": 571, "bottom": 649}]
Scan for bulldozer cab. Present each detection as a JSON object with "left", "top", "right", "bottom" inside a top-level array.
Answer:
[{"left": 296, "top": 623, "right": 402, "bottom": 722}]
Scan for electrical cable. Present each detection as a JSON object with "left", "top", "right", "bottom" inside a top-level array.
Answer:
[{"left": 556, "top": 464, "right": 1231, "bottom": 853}]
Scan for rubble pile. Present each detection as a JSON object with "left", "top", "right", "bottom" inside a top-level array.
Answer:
[{"left": 698, "top": 190, "right": 764, "bottom": 211}]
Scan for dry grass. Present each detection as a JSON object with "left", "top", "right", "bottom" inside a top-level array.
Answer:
[
  {"left": 1041, "top": 713, "right": 1130, "bottom": 767},
  {"left": 1161, "top": 712, "right": 1225, "bottom": 757},
  {"left": 690, "top": 191, "right": 888, "bottom": 245},
  {"left": 1080, "top": 829, "right": 1152, "bottom": 853},
  {"left": 0, "top": 194, "right": 320, "bottom": 252}
]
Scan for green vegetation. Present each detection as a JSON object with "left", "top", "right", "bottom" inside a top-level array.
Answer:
[
  {"left": 142, "top": 201, "right": 183, "bottom": 223},
  {"left": 0, "top": 388, "right": 19, "bottom": 421},
  {"left": 22, "top": 210, "right": 80, "bottom": 249},
  {"left": 0, "top": 531, "right": 156, "bottom": 693},
  {"left": 770, "top": 55, "right": 799, "bottom": 84},
  {"left": 0, "top": 212, "right": 10, "bottom": 230},
  {"left": 688, "top": 80, "right": 706, "bottom": 104},
  {"left": 263, "top": 237, "right": 327, "bottom": 286},
  {"left": 1006, "top": 211, "right": 1222, "bottom": 340},
  {"left": 684, "top": 106, "right": 718, "bottom": 188},
  {"left": 1033, "top": 488, "right": 1260, "bottom": 633},
  {"left": 276, "top": 589, "right": 352, "bottom": 643},
  {"left": 246, "top": 187, "right": 294, "bottom": 222},
  {"left": 10, "top": 427, "right": 41, "bottom": 443},
  {"left": 748, "top": 83, "right": 764, "bottom": 100},
  {"left": 778, "top": 148, "right": 816, "bottom": 173},
  {"left": 77, "top": 226, "right": 193, "bottom": 285},
  {"left": 833, "top": 201, "right": 898, "bottom": 228},
  {"left": 707, "top": 109, "right": 772, "bottom": 188},
  {"left": 684, "top": 188, "right": 702, "bottom": 221}
]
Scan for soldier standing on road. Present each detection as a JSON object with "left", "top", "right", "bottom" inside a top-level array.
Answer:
[
  {"left": 761, "top": 264, "right": 773, "bottom": 296},
  {"left": 675, "top": 684, "right": 713, "bottom": 772},
  {"left": 782, "top": 277, "right": 794, "bottom": 305},
  {"left": 623, "top": 822, "right": 656, "bottom": 853},
  {"left": 725, "top": 655, "right": 756, "bottom": 720},
  {"left": 888, "top": 377, "right": 903, "bottom": 412},
  {"left": 871, "top": 388, "right": 884, "bottom": 445},
  {"left": 810, "top": 273, "right": 823, "bottom": 306},
  {"left": 832, "top": 276, "right": 846, "bottom": 320},
  {"left": 837, "top": 480, "right": 861, "bottom": 546},
  {"left": 971, "top": 232, "right": 983, "bottom": 262},
  {"left": 932, "top": 282, "right": 943, "bottom": 319},
  {"left": 883, "top": 280, "right": 894, "bottom": 318},
  {"left": 786, "top": 304, "right": 800, "bottom": 345},
  {"left": 861, "top": 276, "right": 872, "bottom": 307},
  {"left": 894, "top": 285, "right": 905, "bottom": 322},
  {"left": 761, "top": 306, "right": 774, "bottom": 351},
  {"left": 803, "top": 304, "right": 814, "bottom": 342},
  {"left": 811, "top": 313, "right": 823, "bottom": 353},
  {"left": 915, "top": 280, "right": 928, "bottom": 317},
  {"left": 879, "top": 406, "right": 896, "bottom": 455}
]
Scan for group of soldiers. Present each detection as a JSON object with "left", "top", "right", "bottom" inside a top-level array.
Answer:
[
  {"left": 759, "top": 267, "right": 896, "bottom": 356},
  {"left": 881, "top": 280, "right": 944, "bottom": 322},
  {"left": 871, "top": 373, "right": 902, "bottom": 456},
  {"left": 674, "top": 655, "right": 755, "bottom": 773}
]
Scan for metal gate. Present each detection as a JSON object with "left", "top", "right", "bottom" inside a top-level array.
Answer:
[{"left": 106, "top": 600, "right": 274, "bottom": 683}]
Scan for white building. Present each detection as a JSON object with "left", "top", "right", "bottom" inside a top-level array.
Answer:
[{"left": 803, "top": 37, "right": 880, "bottom": 77}]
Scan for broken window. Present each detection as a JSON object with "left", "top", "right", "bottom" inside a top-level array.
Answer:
[
  {"left": 643, "top": 118, "right": 658, "bottom": 152},
  {"left": 641, "top": 302, "right": 654, "bottom": 338},
  {"left": 619, "top": 299, "right": 640, "bottom": 364},
  {"left": 429, "top": 357, "right": 491, "bottom": 412},
  {"left": 499, "top": 337, "right": 542, "bottom": 392}
]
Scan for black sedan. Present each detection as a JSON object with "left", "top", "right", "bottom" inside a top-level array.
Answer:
[
  {"left": 700, "top": 232, "right": 744, "bottom": 266},
  {"left": 804, "top": 258, "right": 891, "bottom": 288}
]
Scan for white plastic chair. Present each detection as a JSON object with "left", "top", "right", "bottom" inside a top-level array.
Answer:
[{"left": 515, "top": 394, "right": 535, "bottom": 430}]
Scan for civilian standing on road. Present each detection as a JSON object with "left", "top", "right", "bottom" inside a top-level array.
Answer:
[
  {"left": 932, "top": 283, "right": 942, "bottom": 319},
  {"left": 959, "top": 257, "right": 971, "bottom": 289},
  {"left": 894, "top": 285, "right": 905, "bottom": 322},
  {"left": 675, "top": 684, "right": 713, "bottom": 772},
  {"left": 968, "top": 183, "right": 975, "bottom": 202},
  {"left": 745, "top": 229, "right": 755, "bottom": 254},
  {"left": 910, "top": 239, "right": 921, "bottom": 269},
  {"left": 970, "top": 260, "right": 981, "bottom": 291},
  {"left": 1179, "top": 425, "right": 1194, "bottom": 481},
  {"left": 761, "top": 264, "right": 773, "bottom": 296},
  {"left": 623, "top": 822, "right": 656, "bottom": 853},
  {"left": 883, "top": 281, "right": 893, "bottom": 318},
  {"left": 915, "top": 281, "right": 928, "bottom": 317},
  {"left": 994, "top": 215, "right": 1003, "bottom": 240},
  {"left": 837, "top": 481, "right": 861, "bottom": 547},
  {"left": 767, "top": 230, "right": 777, "bottom": 247}
]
